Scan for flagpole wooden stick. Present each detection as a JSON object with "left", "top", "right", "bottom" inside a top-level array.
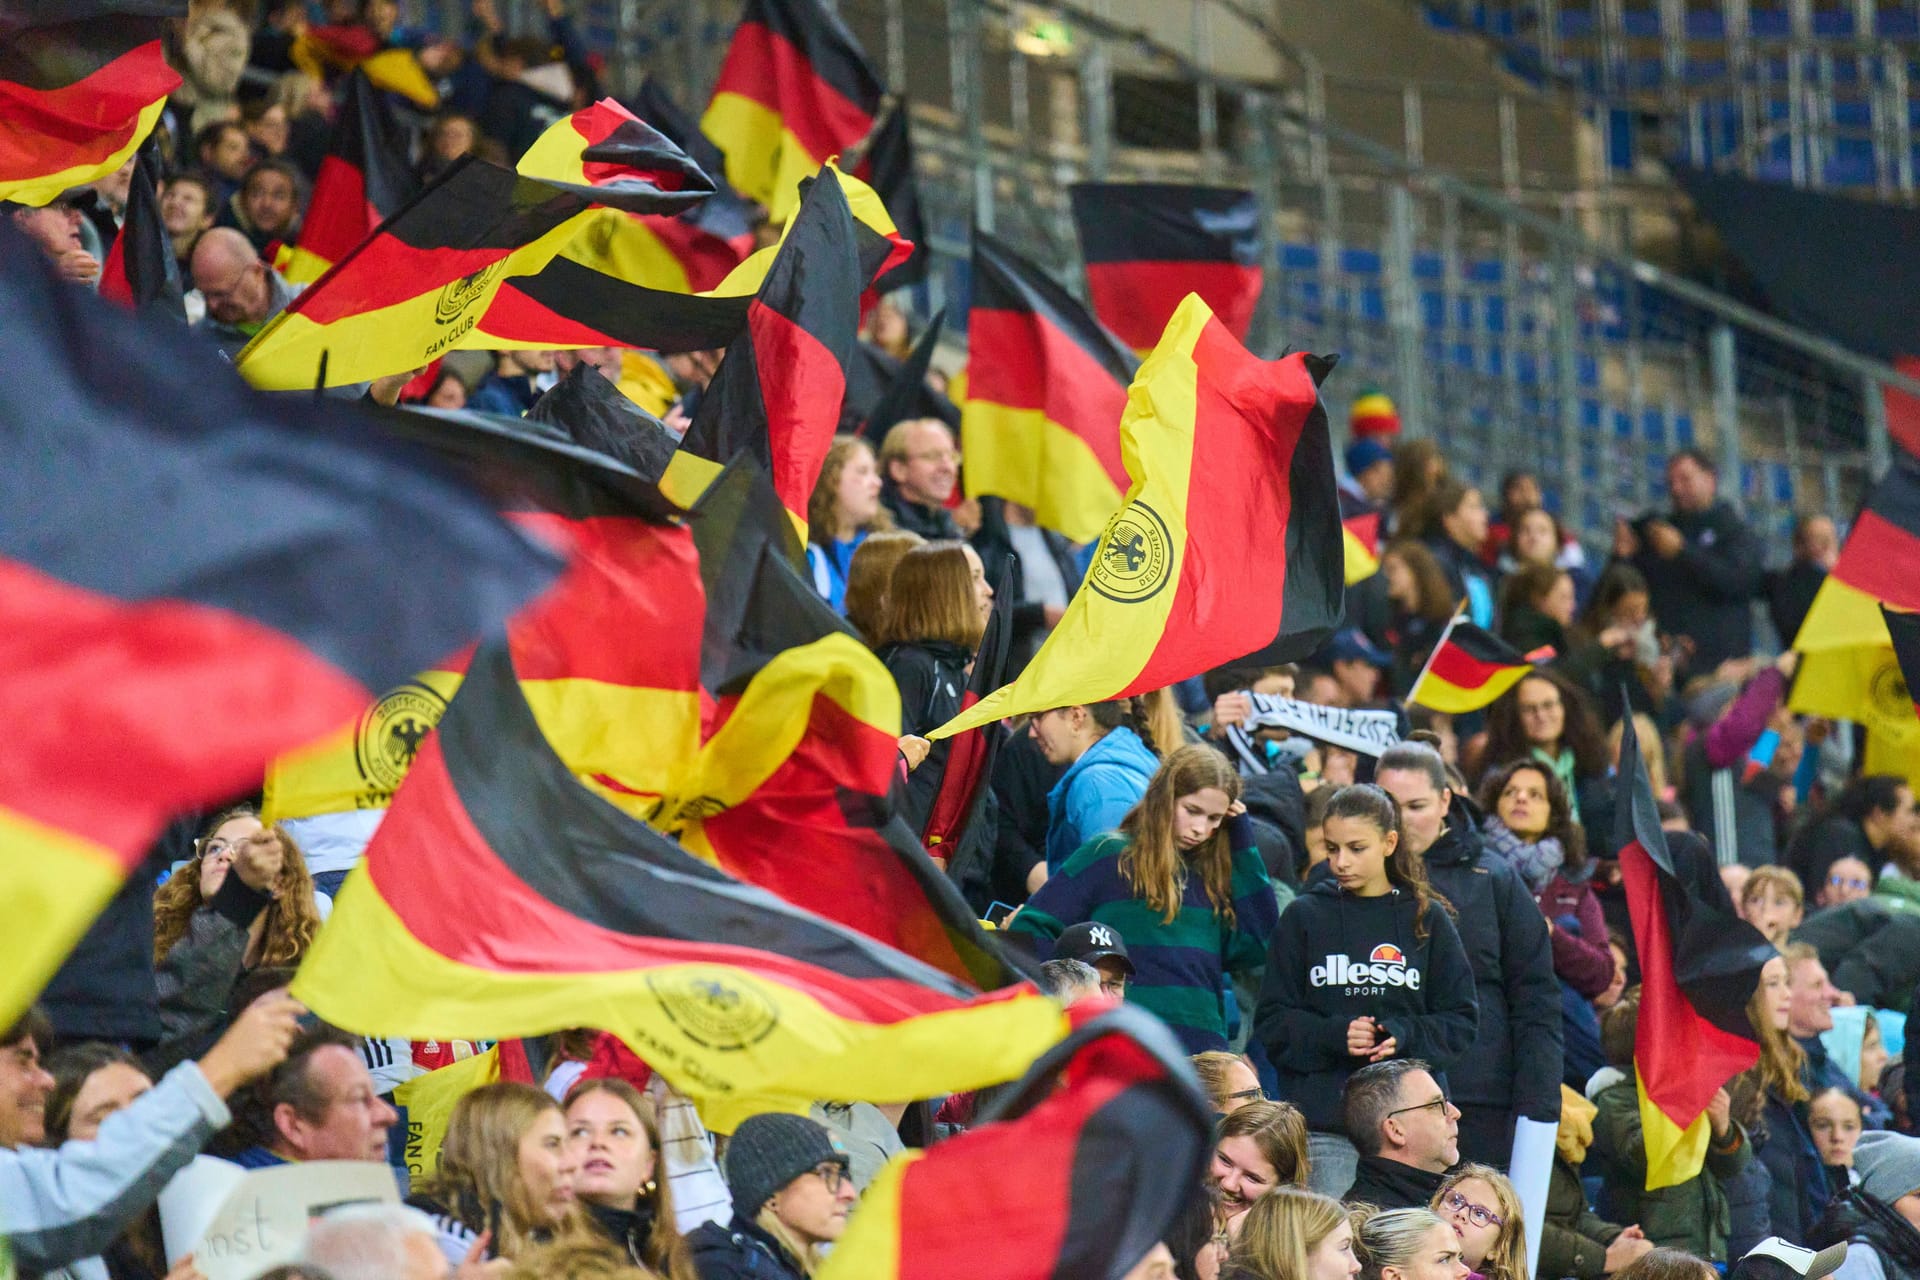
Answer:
[{"left": 1400, "top": 602, "right": 1467, "bottom": 713}]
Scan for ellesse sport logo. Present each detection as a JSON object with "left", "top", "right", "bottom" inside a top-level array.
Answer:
[{"left": 1310, "top": 943, "right": 1422, "bottom": 990}]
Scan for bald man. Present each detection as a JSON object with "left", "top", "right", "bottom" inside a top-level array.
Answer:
[{"left": 190, "top": 226, "right": 301, "bottom": 358}]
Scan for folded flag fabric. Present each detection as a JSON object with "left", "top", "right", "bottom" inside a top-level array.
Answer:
[
  {"left": 1068, "top": 181, "right": 1262, "bottom": 353},
  {"left": 0, "top": 1, "right": 182, "bottom": 207},
  {"left": 961, "top": 232, "right": 1137, "bottom": 543},
  {"left": 922, "top": 563, "right": 1014, "bottom": 855},
  {"left": 290, "top": 27, "right": 437, "bottom": 109},
  {"left": 0, "top": 224, "right": 558, "bottom": 1027},
  {"left": 1405, "top": 618, "right": 1539, "bottom": 714},
  {"left": 527, "top": 363, "right": 679, "bottom": 484},
  {"left": 819, "top": 1003, "right": 1211, "bottom": 1280},
  {"left": 854, "top": 97, "right": 926, "bottom": 293},
  {"left": 702, "top": 0, "right": 883, "bottom": 223},
  {"left": 276, "top": 70, "right": 418, "bottom": 286},
  {"left": 513, "top": 98, "right": 717, "bottom": 214},
  {"left": 1882, "top": 605, "right": 1920, "bottom": 730},
  {"left": 932, "top": 294, "right": 1344, "bottom": 740},
  {"left": 1831, "top": 451, "right": 1920, "bottom": 614},
  {"left": 291, "top": 637, "right": 1067, "bottom": 1132},
  {"left": 859, "top": 308, "right": 947, "bottom": 440},
  {"left": 1615, "top": 712, "right": 1774, "bottom": 1189},
  {"left": 1343, "top": 512, "right": 1382, "bottom": 585},
  {"left": 97, "top": 136, "right": 183, "bottom": 318}
]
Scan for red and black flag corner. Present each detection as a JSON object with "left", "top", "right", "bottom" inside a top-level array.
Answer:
[
  {"left": 516, "top": 97, "right": 718, "bottom": 214},
  {"left": 1833, "top": 450, "right": 1920, "bottom": 614},
  {"left": 291, "top": 633, "right": 1068, "bottom": 1132},
  {"left": 624, "top": 77, "right": 760, "bottom": 285},
  {"left": 98, "top": 135, "right": 183, "bottom": 318},
  {"left": 701, "top": 0, "right": 883, "bottom": 222},
  {"left": 1068, "top": 181, "right": 1263, "bottom": 353},
  {"left": 1614, "top": 711, "right": 1776, "bottom": 1189},
  {"left": 1406, "top": 618, "right": 1545, "bottom": 715},
  {"left": 853, "top": 96, "right": 926, "bottom": 294},
  {"left": 277, "top": 68, "right": 420, "bottom": 285},
  {"left": 658, "top": 164, "right": 864, "bottom": 530},
  {"left": 0, "top": 220, "right": 560, "bottom": 1027},
  {"left": 820, "top": 1001, "right": 1212, "bottom": 1280},
  {"left": 0, "top": 1, "right": 183, "bottom": 207}
]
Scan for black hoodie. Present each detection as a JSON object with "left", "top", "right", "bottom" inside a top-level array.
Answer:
[
  {"left": 1420, "top": 795, "right": 1562, "bottom": 1124},
  {"left": 1254, "top": 875, "right": 1478, "bottom": 1134}
]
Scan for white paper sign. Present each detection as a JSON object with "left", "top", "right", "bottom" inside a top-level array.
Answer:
[{"left": 159, "top": 1159, "right": 399, "bottom": 1279}]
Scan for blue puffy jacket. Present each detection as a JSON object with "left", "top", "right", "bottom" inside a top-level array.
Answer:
[{"left": 1043, "top": 725, "right": 1157, "bottom": 872}]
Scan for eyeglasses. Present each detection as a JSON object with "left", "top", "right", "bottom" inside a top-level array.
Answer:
[
  {"left": 198, "top": 836, "right": 254, "bottom": 860},
  {"left": 1828, "top": 874, "right": 1871, "bottom": 892},
  {"left": 810, "top": 1162, "right": 849, "bottom": 1194},
  {"left": 1442, "top": 1190, "right": 1504, "bottom": 1230},
  {"left": 1225, "top": 1087, "right": 1265, "bottom": 1103},
  {"left": 1387, "top": 1095, "right": 1452, "bottom": 1120},
  {"left": 1098, "top": 977, "right": 1128, "bottom": 997},
  {"left": 903, "top": 450, "right": 961, "bottom": 466}
]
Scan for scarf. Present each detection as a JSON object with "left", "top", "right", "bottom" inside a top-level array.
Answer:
[{"left": 1480, "top": 816, "right": 1565, "bottom": 894}]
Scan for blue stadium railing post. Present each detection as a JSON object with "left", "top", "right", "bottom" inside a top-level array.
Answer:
[{"left": 1710, "top": 324, "right": 1744, "bottom": 507}]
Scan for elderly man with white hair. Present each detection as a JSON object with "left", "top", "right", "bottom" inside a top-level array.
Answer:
[{"left": 302, "top": 1203, "right": 500, "bottom": 1280}]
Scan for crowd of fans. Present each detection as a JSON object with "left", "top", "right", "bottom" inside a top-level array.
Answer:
[{"left": 8, "top": 4, "right": 1920, "bottom": 1280}]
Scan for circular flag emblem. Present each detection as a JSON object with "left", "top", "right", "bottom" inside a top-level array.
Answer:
[
  {"left": 1088, "top": 501, "right": 1174, "bottom": 604},
  {"left": 646, "top": 971, "right": 781, "bottom": 1051},
  {"left": 353, "top": 680, "right": 451, "bottom": 795}
]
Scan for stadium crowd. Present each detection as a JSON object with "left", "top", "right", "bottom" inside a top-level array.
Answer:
[{"left": 6, "top": 4, "right": 1920, "bottom": 1280}]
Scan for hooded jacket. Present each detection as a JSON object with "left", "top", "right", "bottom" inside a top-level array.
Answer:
[
  {"left": 1044, "top": 725, "right": 1158, "bottom": 873},
  {"left": 1420, "top": 797, "right": 1563, "bottom": 1123},
  {"left": 1253, "top": 876, "right": 1477, "bottom": 1133},
  {"left": 1589, "top": 1065, "right": 1752, "bottom": 1262}
]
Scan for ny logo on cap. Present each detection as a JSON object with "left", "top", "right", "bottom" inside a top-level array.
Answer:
[{"left": 1089, "top": 926, "right": 1117, "bottom": 948}]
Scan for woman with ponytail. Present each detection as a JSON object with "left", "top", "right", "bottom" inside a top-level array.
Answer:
[
  {"left": 1353, "top": 1207, "right": 1471, "bottom": 1280},
  {"left": 1027, "top": 697, "right": 1162, "bottom": 876},
  {"left": 1009, "top": 744, "right": 1279, "bottom": 1052},
  {"left": 1254, "top": 786, "right": 1477, "bottom": 1198}
]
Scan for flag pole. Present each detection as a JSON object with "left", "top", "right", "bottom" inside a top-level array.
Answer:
[{"left": 1400, "top": 602, "right": 1467, "bottom": 713}]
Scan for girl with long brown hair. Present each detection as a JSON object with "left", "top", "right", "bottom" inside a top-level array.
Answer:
[
  {"left": 1380, "top": 540, "right": 1457, "bottom": 698},
  {"left": 1008, "top": 744, "right": 1280, "bottom": 1052},
  {"left": 564, "top": 1078, "right": 693, "bottom": 1280},
  {"left": 804, "top": 435, "right": 893, "bottom": 614},
  {"left": 409, "top": 1082, "right": 590, "bottom": 1263}
]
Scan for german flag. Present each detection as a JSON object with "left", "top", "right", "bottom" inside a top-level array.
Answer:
[
  {"left": 291, "top": 637, "right": 1068, "bottom": 1132},
  {"left": 657, "top": 167, "right": 863, "bottom": 533},
  {"left": 98, "top": 138, "right": 182, "bottom": 318},
  {"left": 1614, "top": 712, "right": 1774, "bottom": 1189},
  {"left": 922, "top": 562, "right": 1013, "bottom": 854},
  {"left": 262, "top": 401, "right": 697, "bottom": 824},
  {"left": 1068, "top": 182, "right": 1263, "bottom": 353},
  {"left": 528, "top": 363, "right": 679, "bottom": 483},
  {"left": 1343, "top": 511, "right": 1382, "bottom": 585},
  {"left": 854, "top": 98, "right": 925, "bottom": 294},
  {"left": 626, "top": 77, "right": 760, "bottom": 282},
  {"left": 933, "top": 295, "right": 1343, "bottom": 740},
  {"left": 0, "top": 228, "right": 558, "bottom": 1027},
  {"left": 961, "top": 233, "right": 1136, "bottom": 543},
  {"left": 1883, "top": 605, "right": 1920, "bottom": 729},
  {"left": 702, "top": 0, "right": 883, "bottom": 224},
  {"left": 514, "top": 99, "right": 717, "bottom": 214},
  {"left": 1832, "top": 452, "right": 1920, "bottom": 613},
  {"left": 0, "top": 2, "right": 182, "bottom": 208},
  {"left": 290, "top": 27, "right": 438, "bottom": 109},
  {"left": 1405, "top": 618, "right": 1538, "bottom": 714},
  {"left": 276, "top": 70, "right": 418, "bottom": 286},
  {"left": 819, "top": 1004, "right": 1211, "bottom": 1280},
  {"left": 859, "top": 309, "right": 947, "bottom": 439}
]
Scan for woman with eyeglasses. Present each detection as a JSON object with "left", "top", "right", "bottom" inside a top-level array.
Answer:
[
  {"left": 150, "top": 805, "right": 321, "bottom": 1066},
  {"left": 1222, "top": 1187, "right": 1358, "bottom": 1280},
  {"left": 1470, "top": 671, "right": 1608, "bottom": 828},
  {"left": 686, "top": 1113, "right": 855, "bottom": 1280},
  {"left": 1432, "top": 1166, "right": 1527, "bottom": 1280}
]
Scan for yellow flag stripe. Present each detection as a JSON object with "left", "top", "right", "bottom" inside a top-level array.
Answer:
[
  {"left": 0, "top": 98, "right": 167, "bottom": 208},
  {"left": 657, "top": 452, "right": 727, "bottom": 512},
  {"left": 816, "top": 1148, "right": 920, "bottom": 1278},
  {"left": 1344, "top": 526, "right": 1381, "bottom": 585},
  {"left": 1637, "top": 1071, "right": 1712, "bottom": 1190},
  {"left": 961, "top": 401, "right": 1127, "bottom": 545},
  {"left": 1407, "top": 665, "right": 1532, "bottom": 715},
  {"left": 0, "top": 807, "right": 128, "bottom": 1027},
  {"left": 1792, "top": 574, "right": 1891, "bottom": 652}
]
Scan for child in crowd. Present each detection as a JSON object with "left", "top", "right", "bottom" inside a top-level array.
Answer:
[
  {"left": 1739, "top": 866, "right": 1805, "bottom": 948},
  {"left": 1808, "top": 1085, "right": 1865, "bottom": 1190}
]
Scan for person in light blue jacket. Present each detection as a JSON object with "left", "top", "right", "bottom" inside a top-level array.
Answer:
[{"left": 1028, "top": 699, "right": 1161, "bottom": 876}]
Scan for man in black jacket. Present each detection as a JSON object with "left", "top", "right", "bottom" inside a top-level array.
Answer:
[
  {"left": 1343, "top": 1058, "right": 1461, "bottom": 1208},
  {"left": 877, "top": 418, "right": 961, "bottom": 540},
  {"left": 1614, "top": 450, "right": 1763, "bottom": 675},
  {"left": 1378, "top": 742, "right": 1562, "bottom": 1168}
]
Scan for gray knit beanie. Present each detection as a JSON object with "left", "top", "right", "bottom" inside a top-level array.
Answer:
[
  {"left": 1856, "top": 1130, "right": 1920, "bottom": 1205},
  {"left": 723, "top": 1113, "right": 849, "bottom": 1216}
]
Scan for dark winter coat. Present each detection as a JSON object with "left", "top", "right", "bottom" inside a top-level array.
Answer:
[
  {"left": 1254, "top": 876, "right": 1478, "bottom": 1133},
  {"left": 147, "top": 874, "right": 273, "bottom": 1074},
  {"left": 1752, "top": 1088, "right": 1831, "bottom": 1247},
  {"left": 1343, "top": 1154, "right": 1447, "bottom": 1210},
  {"left": 1626, "top": 498, "right": 1763, "bottom": 674},
  {"left": 880, "top": 483, "right": 959, "bottom": 541},
  {"left": 686, "top": 1214, "right": 808, "bottom": 1280},
  {"left": 1589, "top": 1066, "right": 1751, "bottom": 1262},
  {"left": 1421, "top": 799, "right": 1563, "bottom": 1123},
  {"left": 1540, "top": 1154, "right": 1624, "bottom": 1280},
  {"left": 1813, "top": 1185, "right": 1920, "bottom": 1280},
  {"left": 878, "top": 638, "right": 971, "bottom": 830}
]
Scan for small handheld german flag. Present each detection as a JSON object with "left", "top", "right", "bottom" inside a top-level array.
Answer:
[
  {"left": 1405, "top": 616, "right": 1551, "bottom": 713},
  {"left": 1343, "top": 512, "right": 1382, "bottom": 585}
]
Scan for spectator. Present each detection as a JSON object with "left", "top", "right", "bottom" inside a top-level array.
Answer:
[
  {"left": 190, "top": 227, "right": 304, "bottom": 358},
  {"left": 1389, "top": 440, "right": 1447, "bottom": 541},
  {"left": 41, "top": 1044, "right": 165, "bottom": 1280},
  {"left": 1035, "top": 957, "right": 1102, "bottom": 1004},
  {"left": 968, "top": 497, "right": 1077, "bottom": 669},
  {"left": 422, "top": 367, "right": 470, "bottom": 410},
  {"left": 1024, "top": 698, "right": 1160, "bottom": 876},
  {"left": 1790, "top": 944, "right": 1892, "bottom": 1129},
  {"left": 1683, "top": 655, "right": 1802, "bottom": 870},
  {"left": 1559, "top": 564, "right": 1669, "bottom": 725},
  {"left": 1327, "top": 629, "right": 1392, "bottom": 707},
  {"left": 1473, "top": 669, "right": 1609, "bottom": 827},
  {"left": 469, "top": 349, "right": 557, "bottom": 416},
  {"left": 877, "top": 418, "right": 961, "bottom": 539},
  {"left": 1010, "top": 744, "right": 1277, "bottom": 1052},
  {"left": 216, "top": 1023, "right": 398, "bottom": 1168},
  {"left": 1821, "top": 1006, "right": 1894, "bottom": 1106},
  {"left": 1340, "top": 1061, "right": 1463, "bottom": 1209},
  {"left": 266, "top": 71, "right": 334, "bottom": 178},
  {"left": 7, "top": 193, "right": 102, "bottom": 287},
  {"left": 1208, "top": 1100, "right": 1311, "bottom": 1232},
  {"left": 1432, "top": 1165, "right": 1526, "bottom": 1280},
  {"left": 684, "top": 1112, "right": 855, "bottom": 1280},
  {"left": 1378, "top": 541, "right": 1456, "bottom": 698},
  {"left": 804, "top": 435, "right": 891, "bottom": 613},
  {"left": 1416, "top": 478, "right": 1497, "bottom": 629},
  {"left": 1484, "top": 470, "right": 1544, "bottom": 563},
  {"left": 563, "top": 1078, "right": 687, "bottom": 1276},
  {"left": 504, "top": 1238, "right": 656, "bottom": 1280},
  {"left": 841, "top": 528, "right": 923, "bottom": 643},
  {"left": 1497, "top": 563, "right": 1575, "bottom": 657},
  {"left": 1816, "top": 856, "right": 1876, "bottom": 910},
  {"left": 192, "top": 121, "right": 254, "bottom": 207},
  {"left": 1788, "top": 775, "right": 1920, "bottom": 899},
  {"left": 1815, "top": 1130, "right": 1920, "bottom": 1280},
  {"left": 1614, "top": 449, "right": 1763, "bottom": 676},
  {"left": 0, "top": 994, "right": 302, "bottom": 1278},
  {"left": 1351, "top": 1207, "right": 1468, "bottom": 1280},
  {"left": 1054, "top": 920, "right": 1136, "bottom": 1000},
  {"left": 1477, "top": 759, "right": 1614, "bottom": 1001},
  {"left": 422, "top": 113, "right": 480, "bottom": 184},
  {"left": 1223, "top": 1187, "right": 1356, "bottom": 1280},
  {"left": 1809, "top": 1086, "right": 1866, "bottom": 1188},
  {"left": 1541, "top": 1083, "right": 1653, "bottom": 1279},
  {"left": 1766, "top": 514, "right": 1840, "bottom": 650},
  {"left": 218, "top": 158, "right": 304, "bottom": 255},
  {"left": 1166, "top": 1180, "right": 1230, "bottom": 1280},
  {"left": 1734, "top": 953, "right": 1827, "bottom": 1246},
  {"left": 1342, "top": 438, "right": 1395, "bottom": 517},
  {"left": 1193, "top": 1051, "right": 1266, "bottom": 1117},
  {"left": 242, "top": 100, "right": 292, "bottom": 164},
  {"left": 1614, "top": 1250, "right": 1719, "bottom": 1280},
  {"left": 408, "top": 1082, "right": 584, "bottom": 1263},
  {"left": 1592, "top": 989, "right": 1752, "bottom": 1263},
  {"left": 1740, "top": 868, "right": 1806, "bottom": 948},
  {"left": 1375, "top": 744, "right": 1561, "bottom": 1170},
  {"left": 1499, "top": 505, "right": 1593, "bottom": 606},
  {"left": 160, "top": 171, "right": 216, "bottom": 277},
  {"left": 303, "top": 1204, "right": 460, "bottom": 1280}
]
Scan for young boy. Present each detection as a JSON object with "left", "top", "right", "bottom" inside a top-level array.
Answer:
[{"left": 1740, "top": 866, "right": 1805, "bottom": 948}]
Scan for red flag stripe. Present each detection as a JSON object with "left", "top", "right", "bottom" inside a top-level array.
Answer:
[
  {"left": 748, "top": 299, "right": 851, "bottom": 520},
  {"left": 0, "top": 42, "right": 178, "bottom": 181},
  {"left": 1085, "top": 261, "right": 1263, "bottom": 348},
  {"left": 711, "top": 19, "right": 877, "bottom": 170},
  {"left": 1426, "top": 642, "right": 1524, "bottom": 692},
  {"left": 964, "top": 307, "right": 1130, "bottom": 488}
]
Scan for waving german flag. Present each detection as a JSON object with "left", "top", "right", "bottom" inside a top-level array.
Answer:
[
  {"left": 820, "top": 1004, "right": 1211, "bottom": 1280},
  {"left": 276, "top": 70, "right": 418, "bottom": 285},
  {"left": 0, "top": 229, "right": 557, "bottom": 1027},
  {"left": 933, "top": 295, "right": 1343, "bottom": 740},
  {"left": 1405, "top": 618, "right": 1540, "bottom": 713},
  {"left": 98, "top": 138, "right": 182, "bottom": 318},
  {"left": 1069, "top": 182, "right": 1263, "bottom": 353},
  {"left": 1884, "top": 605, "right": 1920, "bottom": 730},
  {"left": 922, "top": 563, "right": 1013, "bottom": 857},
  {"left": 515, "top": 99, "right": 717, "bottom": 214},
  {"left": 1616, "top": 712, "right": 1774, "bottom": 1189},
  {"left": 855, "top": 98, "right": 925, "bottom": 293},
  {"left": 658, "top": 167, "right": 863, "bottom": 532},
  {"left": 0, "top": 2, "right": 182, "bottom": 207},
  {"left": 702, "top": 0, "right": 883, "bottom": 223},
  {"left": 291, "top": 638, "right": 1067, "bottom": 1132},
  {"left": 961, "top": 233, "right": 1136, "bottom": 543},
  {"left": 1343, "top": 511, "right": 1382, "bottom": 585},
  {"left": 1833, "top": 452, "right": 1920, "bottom": 613}
]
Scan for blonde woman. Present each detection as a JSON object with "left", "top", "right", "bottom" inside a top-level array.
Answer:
[
  {"left": 1433, "top": 1166, "right": 1527, "bottom": 1280},
  {"left": 685, "top": 1113, "right": 855, "bottom": 1280},
  {"left": 1353, "top": 1207, "right": 1470, "bottom": 1280},
  {"left": 408, "top": 1082, "right": 587, "bottom": 1263},
  {"left": 565, "top": 1078, "right": 693, "bottom": 1279},
  {"left": 1225, "top": 1187, "right": 1359, "bottom": 1280}
]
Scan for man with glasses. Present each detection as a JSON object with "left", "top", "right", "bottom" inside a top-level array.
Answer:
[
  {"left": 877, "top": 418, "right": 962, "bottom": 539},
  {"left": 1056, "top": 921, "right": 1134, "bottom": 1001},
  {"left": 190, "top": 226, "right": 302, "bottom": 359},
  {"left": 1341, "top": 1059, "right": 1461, "bottom": 1208}
]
